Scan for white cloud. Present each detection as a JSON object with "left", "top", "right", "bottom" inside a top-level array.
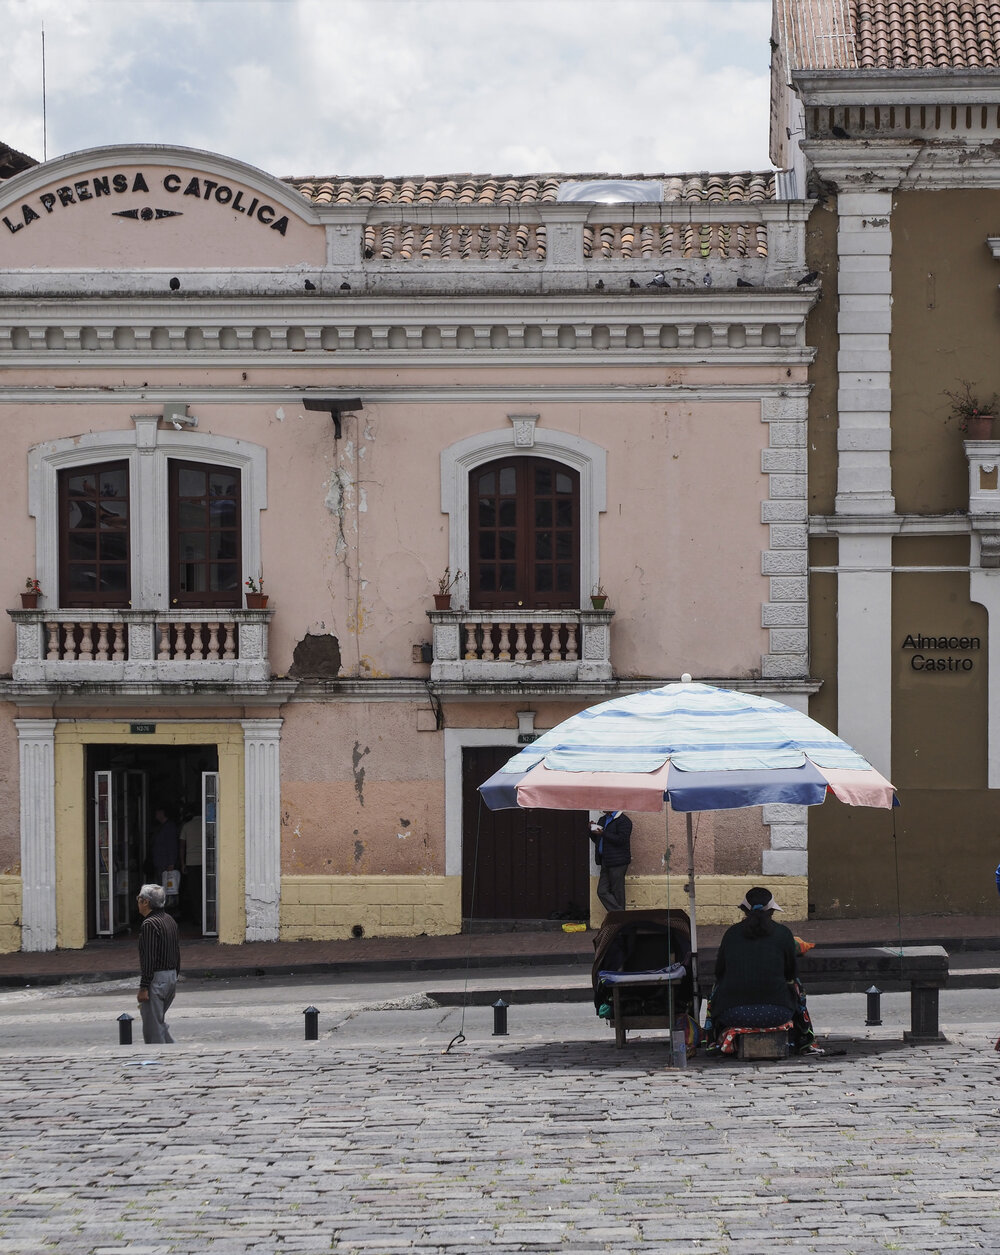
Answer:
[{"left": 1, "top": 0, "right": 775, "bottom": 177}]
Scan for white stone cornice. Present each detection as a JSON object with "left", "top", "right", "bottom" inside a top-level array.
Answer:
[
  {"left": 0, "top": 289, "right": 818, "bottom": 319},
  {"left": 801, "top": 141, "right": 923, "bottom": 189},
  {"left": 810, "top": 513, "right": 970, "bottom": 536},
  {"left": 794, "top": 68, "right": 1000, "bottom": 106},
  {"left": 1, "top": 382, "right": 814, "bottom": 406}
]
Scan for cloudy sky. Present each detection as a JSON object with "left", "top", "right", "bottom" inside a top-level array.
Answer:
[{"left": 3, "top": 0, "right": 775, "bottom": 179}]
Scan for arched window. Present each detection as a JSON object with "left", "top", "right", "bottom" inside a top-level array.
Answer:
[{"left": 470, "top": 456, "right": 580, "bottom": 609}]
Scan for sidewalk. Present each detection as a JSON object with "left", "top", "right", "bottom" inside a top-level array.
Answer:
[{"left": 0, "top": 910, "right": 997, "bottom": 987}]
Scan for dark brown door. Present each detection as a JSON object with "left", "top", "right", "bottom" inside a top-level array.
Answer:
[
  {"left": 462, "top": 746, "right": 590, "bottom": 920},
  {"left": 470, "top": 457, "right": 580, "bottom": 610}
]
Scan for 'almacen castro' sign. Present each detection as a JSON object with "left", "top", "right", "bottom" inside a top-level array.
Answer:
[{"left": 3, "top": 168, "right": 294, "bottom": 238}]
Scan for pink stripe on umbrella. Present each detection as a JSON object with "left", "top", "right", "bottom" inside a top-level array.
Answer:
[
  {"left": 815, "top": 765, "right": 896, "bottom": 808},
  {"left": 516, "top": 761, "right": 672, "bottom": 812}
]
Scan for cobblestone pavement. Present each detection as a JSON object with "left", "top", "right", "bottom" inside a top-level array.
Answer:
[{"left": 2, "top": 1011, "right": 999, "bottom": 1254}]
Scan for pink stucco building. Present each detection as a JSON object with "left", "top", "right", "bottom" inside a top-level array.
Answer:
[{"left": 0, "top": 144, "right": 817, "bottom": 952}]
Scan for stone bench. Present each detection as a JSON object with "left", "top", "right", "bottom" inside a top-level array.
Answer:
[{"left": 697, "top": 944, "right": 950, "bottom": 1043}]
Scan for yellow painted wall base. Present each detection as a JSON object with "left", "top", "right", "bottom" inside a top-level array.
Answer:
[
  {"left": 0, "top": 875, "right": 21, "bottom": 953},
  {"left": 280, "top": 874, "right": 462, "bottom": 939},
  {"left": 593, "top": 875, "right": 809, "bottom": 927}
]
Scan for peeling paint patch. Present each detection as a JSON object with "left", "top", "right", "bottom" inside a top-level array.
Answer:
[
  {"left": 399, "top": 818, "right": 410, "bottom": 828},
  {"left": 352, "top": 741, "right": 370, "bottom": 806},
  {"left": 276, "top": 406, "right": 285, "bottom": 422},
  {"left": 397, "top": 832, "right": 408, "bottom": 840},
  {"left": 353, "top": 840, "right": 365, "bottom": 864},
  {"left": 359, "top": 486, "right": 367, "bottom": 513}
]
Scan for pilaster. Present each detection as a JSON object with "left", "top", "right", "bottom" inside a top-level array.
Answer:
[
  {"left": 242, "top": 718, "right": 282, "bottom": 941},
  {"left": 834, "top": 191, "right": 895, "bottom": 516},
  {"left": 837, "top": 533, "right": 893, "bottom": 774},
  {"left": 16, "top": 719, "right": 57, "bottom": 952}
]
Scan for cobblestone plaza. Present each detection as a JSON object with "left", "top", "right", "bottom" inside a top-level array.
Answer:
[{"left": 2, "top": 1003, "right": 999, "bottom": 1254}]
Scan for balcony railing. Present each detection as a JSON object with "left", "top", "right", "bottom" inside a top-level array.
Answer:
[
  {"left": 427, "top": 608, "right": 613, "bottom": 682},
  {"left": 8, "top": 607, "right": 272, "bottom": 683}
]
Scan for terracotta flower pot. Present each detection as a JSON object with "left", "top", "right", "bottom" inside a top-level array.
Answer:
[
  {"left": 245, "top": 593, "right": 269, "bottom": 609},
  {"left": 20, "top": 593, "right": 38, "bottom": 609},
  {"left": 433, "top": 593, "right": 452, "bottom": 610},
  {"left": 964, "top": 415, "right": 995, "bottom": 440}
]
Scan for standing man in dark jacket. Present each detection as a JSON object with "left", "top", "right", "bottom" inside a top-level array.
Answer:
[
  {"left": 136, "top": 883, "right": 181, "bottom": 1044},
  {"left": 590, "top": 810, "right": 632, "bottom": 912}
]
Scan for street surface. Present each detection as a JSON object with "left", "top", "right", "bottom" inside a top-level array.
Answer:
[{"left": 1, "top": 973, "right": 998, "bottom": 1253}]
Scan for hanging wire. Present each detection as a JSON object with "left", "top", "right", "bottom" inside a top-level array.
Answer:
[{"left": 443, "top": 791, "right": 485, "bottom": 1052}]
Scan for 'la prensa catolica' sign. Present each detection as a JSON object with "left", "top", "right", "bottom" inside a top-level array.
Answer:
[
  {"left": 901, "top": 632, "right": 981, "bottom": 672},
  {"left": 2, "top": 169, "right": 293, "bottom": 237}
]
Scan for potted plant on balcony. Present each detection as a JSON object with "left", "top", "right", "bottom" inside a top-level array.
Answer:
[
  {"left": 21, "top": 578, "right": 41, "bottom": 609},
  {"left": 434, "top": 567, "right": 461, "bottom": 610},
  {"left": 944, "top": 380, "right": 1000, "bottom": 440},
  {"left": 590, "top": 582, "right": 608, "bottom": 610},
  {"left": 245, "top": 574, "right": 268, "bottom": 609}
]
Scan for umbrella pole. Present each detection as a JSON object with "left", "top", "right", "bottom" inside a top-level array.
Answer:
[{"left": 686, "top": 812, "right": 700, "bottom": 1022}]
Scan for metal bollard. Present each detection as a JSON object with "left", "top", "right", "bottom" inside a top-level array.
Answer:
[
  {"left": 118, "top": 1012, "right": 134, "bottom": 1046},
  {"left": 303, "top": 1006, "right": 319, "bottom": 1040},
  {"left": 865, "top": 985, "right": 883, "bottom": 1026},
  {"left": 492, "top": 997, "right": 509, "bottom": 1036}
]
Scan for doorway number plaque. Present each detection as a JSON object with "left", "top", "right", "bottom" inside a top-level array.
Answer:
[{"left": 130, "top": 722, "right": 156, "bottom": 734}]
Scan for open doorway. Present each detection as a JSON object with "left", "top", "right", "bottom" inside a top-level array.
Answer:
[{"left": 86, "top": 743, "right": 219, "bottom": 940}]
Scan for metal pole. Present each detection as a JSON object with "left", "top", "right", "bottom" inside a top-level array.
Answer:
[
  {"left": 492, "top": 997, "right": 509, "bottom": 1036},
  {"left": 117, "top": 1013, "right": 133, "bottom": 1046},
  {"left": 303, "top": 1006, "right": 319, "bottom": 1040},
  {"left": 686, "top": 811, "right": 700, "bottom": 1021},
  {"left": 865, "top": 985, "right": 882, "bottom": 1026}
]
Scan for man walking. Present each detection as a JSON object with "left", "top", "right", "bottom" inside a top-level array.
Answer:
[
  {"left": 590, "top": 810, "right": 633, "bottom": 913},
  {"left": 136, "top": 883, "right": 181, "bottom": 1044}
]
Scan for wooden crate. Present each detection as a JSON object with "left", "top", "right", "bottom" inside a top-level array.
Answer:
[{"left": 737, "top": 1030, "right": 789, "bottom": 1060}]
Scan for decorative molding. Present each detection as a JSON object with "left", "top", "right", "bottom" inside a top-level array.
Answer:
[
  {"left": 16, "top": 719, "right": 57, "bottom": 952},
  {"left": 27, "top": 426, "right": 266, "bottom": 613},
  {"left": 0, "top": 142, "right": 327, "bottom": 222},
  {"left": 1, "top": 382, "right": 815, "bottom": 405},
  {"left": 441, "top": 427, "right": 607, "bottom": 613},
  {"left": 508, "top": 413, "right": 539, "bottom": 447}
]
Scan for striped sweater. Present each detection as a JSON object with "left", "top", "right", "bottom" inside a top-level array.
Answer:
[{"left": 138, "top": 909, "right": 181, "bottom": 988}]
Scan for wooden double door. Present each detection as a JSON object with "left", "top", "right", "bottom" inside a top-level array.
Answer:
[{"left": 461, "top": 746, "right": 590, "bottom": 921}]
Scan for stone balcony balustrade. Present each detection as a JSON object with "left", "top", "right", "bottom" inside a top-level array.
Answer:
[
  {"left": 8, "top": 607, "right": 272, "bottom": 683},
  {"left": 427, "top": 608, "right": 614, "bottom": 683}
]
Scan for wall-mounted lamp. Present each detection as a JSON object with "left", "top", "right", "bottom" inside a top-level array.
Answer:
[
  {"left": 302, "top": 396, "right": 364, "bottom": 439},
  {"left": 163, "top": 402, "right": 198, "bottom": 430}
]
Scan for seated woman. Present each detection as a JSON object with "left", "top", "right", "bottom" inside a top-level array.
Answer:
[{"left": 707, "top": 886, "right": 819, "bottom": 1055}]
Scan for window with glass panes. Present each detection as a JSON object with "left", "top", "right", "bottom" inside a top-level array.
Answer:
[
  {"left": 169, "top": 460, "right": 242, "bottom": 608},
  {"left": 58, "top": 461, "right": 131, "bottom": 607},
  {"left": 470, "top": 457, "right": 579, "bottom": 609}
]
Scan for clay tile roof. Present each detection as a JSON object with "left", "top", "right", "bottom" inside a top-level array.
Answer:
[
  {"left": 0, "top": 141, "right": 38, "bottom": 181},
  {"left": 776, "top": 0, "right": 1000, "bottom": 70},
  {"left": 286, "top": 171, "right": 777, "bottom": 206}
]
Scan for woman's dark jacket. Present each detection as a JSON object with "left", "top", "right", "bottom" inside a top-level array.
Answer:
[{"left": 711, "top": 918, "right": 798, "bottom": 1020}]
